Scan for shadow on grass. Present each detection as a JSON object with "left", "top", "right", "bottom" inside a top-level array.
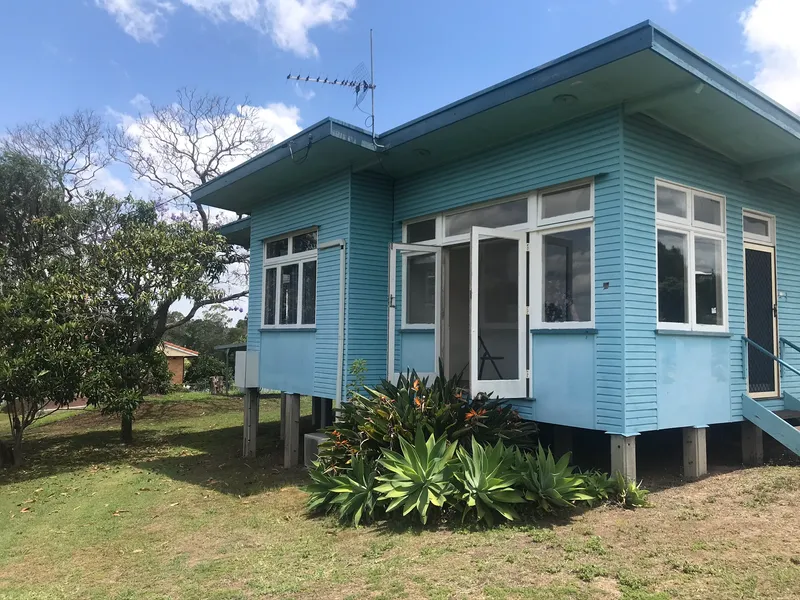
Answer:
[{"left": 1, "top": 409, "right": 315, "bottom": 496}]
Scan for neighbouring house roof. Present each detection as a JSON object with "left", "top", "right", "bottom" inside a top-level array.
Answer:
[
  {"left": 194, "top": 20, "right": 800, "bottom": 216},
  {"left": 161, "top": 341, "right": 200, "bottom": 358}
]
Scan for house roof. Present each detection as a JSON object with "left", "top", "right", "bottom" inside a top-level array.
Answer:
[
  {"left": 161, "top": 341, "right": 200, "bottom": 358},
  {"left": 194, "top": 20, "right": 800, "bottom": 216}
]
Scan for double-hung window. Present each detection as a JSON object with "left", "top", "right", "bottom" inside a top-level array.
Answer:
[
  {"left": 262, "top": 229, "right": 317, "bottom": 328},
  {"left": 656, "top": 180, "right": 727, "bottom": 331}
]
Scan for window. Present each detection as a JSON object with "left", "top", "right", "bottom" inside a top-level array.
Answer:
[
  {"left": 543, "top": 227, "right": 592, "bottom": 323},
  {"left": 262, "top": 229, "right": 317, "bottom": 328},
  {"left": 445, "top": 198, "right": 528, "bottom": 236},
  {"left": 406, "top": 254, "right": 436, "bottom": 324},
  {"left": 743, "top": 210, "right": 775, "bottom": 245},
  {"left": 656, "top": 180, "right": 726, "bottom": 331},
  {"left": 407, "top": 219, "right": 436, "bottom": 243},
  {"left": 540, "top": 185, "right": 591, "bottom": 223}
]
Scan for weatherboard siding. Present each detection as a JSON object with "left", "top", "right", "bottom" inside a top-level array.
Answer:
[
  {"left": 622, "top": 113, "right": 800, "bottom": 431},
  {"left": 394, "top": 109, "right": 625, "bottom": 430},
  {"left": 247, "top": 170, "right": 351, "bottom": 397},
  {"left": 346, "top": 172, "right": 393, "bottom": 393}
]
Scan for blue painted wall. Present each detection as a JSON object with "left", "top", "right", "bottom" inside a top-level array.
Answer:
[
  {"left": 394, "top": 109, "right": 625, "bottom": 431},
  {"left": 346, "top": 172, "right": 394, "bottom": 393},
  {"left": 530, "top": 333, "right": 596, "bottom": 428},
  {"left": 248, "top": 170, "right": 351, "bottom": 398},
  {"left": 260, "top": 330, "right": 315, "bottom": 394},
  {"left": 621, "top": 113, "right": 800, "bottom": 431}
]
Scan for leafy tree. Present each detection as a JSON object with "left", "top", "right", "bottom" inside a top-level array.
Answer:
[
  {"left": 164, "top": 304, "right": 246, "bottom": 356},
  {"left": 84, "top": 202, "right": 246, "bottom": 442}
]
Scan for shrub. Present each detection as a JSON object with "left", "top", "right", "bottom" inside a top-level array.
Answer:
[
  {"left": 454, "top": 438, "right": 525, "bottom": 526},
  {"left": 184, "top": 354, "right": 229, "bottom": 386},
  {"left": 515, "top": 445, "right": 593, "bottom": 513},
  {"left": 375, "top": 429, "right": 458, "bottom": 525},
  {"left": 306, "top": 434, "right": 650, "bottom": 529},
  {"left": 317, "top": 364, "right": 538, "bottom": 473}
]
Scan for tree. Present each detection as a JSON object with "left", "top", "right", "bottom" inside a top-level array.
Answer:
[
  {"left": 110, "top": 88, "right": 274, "bottom": 230},
  {"left": 0, "top": 150, "right": 99, "bottom": 465},
  {"left": 84, "top": 202, "right": 247, "bottom": 442},
  {"left": 164, "top": 304, "right": 246, "bottom": 356},
  {"left": 2, "top": 110, "right": 110, "bottom": 202},
  {"left": 184, "top": 354, "right": 230, "bottom": 386}
]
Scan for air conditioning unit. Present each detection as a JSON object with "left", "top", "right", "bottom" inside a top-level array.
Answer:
[{"left": 304, "top": 432, "right": 328, "bottom": 468}]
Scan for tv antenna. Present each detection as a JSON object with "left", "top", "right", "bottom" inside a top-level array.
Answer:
[{"left": 287, "top": 29, "right": 379, "bottom": 143}]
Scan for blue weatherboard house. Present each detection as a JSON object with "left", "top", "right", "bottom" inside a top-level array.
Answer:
[{"left": 194, "top": 22, "right": 800, "bottom": 479}]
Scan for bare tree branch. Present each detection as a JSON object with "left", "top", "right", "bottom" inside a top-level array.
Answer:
[{"left": 110, "top": 87, "right": 275, "bottom": 230}]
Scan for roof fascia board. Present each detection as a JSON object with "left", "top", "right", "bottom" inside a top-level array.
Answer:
[
  {"left": 218, "top": 216, "right": 252, "bottom": 235},
  {"left": 651, "top": 27, "right": 800, "bottom": 141},
  {"left": 191, "top": 120, "right": 377, "bottom": 203},
  {"left": 379, "top": 21, "right": 655, "bottom": 149}
]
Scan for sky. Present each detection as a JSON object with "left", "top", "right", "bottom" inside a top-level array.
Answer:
[{"left": 1, "top": 0, "right": 797, "bottom": 314}]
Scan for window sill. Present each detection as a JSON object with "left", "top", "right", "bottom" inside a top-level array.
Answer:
[
  {"left": 260, "top": 327, "right": 317, "bottom": 332},
  {"left": 530, "top": 328, "right": 597, "bottom": 335},
  {"left": 400, "top": 327, "right": 435, "bottom": 332},
  {"left": 655, "top": 329, "right": 731, "bottom": 338}
]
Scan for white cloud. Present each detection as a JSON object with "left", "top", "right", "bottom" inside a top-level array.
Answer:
[
  {"left": 665, "top": 0, "right": 679, "bottom": 12},
  {"left": 741, "top": 0, "right": 800, "bottom": 113},
  {"left": 130, "top": 93, "right": 151, "bottom": 112},
  {"left": 95, "top": 0, "right": 176, "bottom": 43},
  {"left": 95, "top": 0, "right": 356, "bottom": 57},
  {"left": 293, "top": 82, "right": 316, "bottom": 101}
]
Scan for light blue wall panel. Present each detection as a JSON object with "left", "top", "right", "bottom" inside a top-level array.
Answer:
[
  {"left": 530, "top": 334, "right": 596, "bottom": 429},
  {"left": 622, "top": 114, "right": 800, "bottom": 430},
  {"left": 398, "top": 331, "right": 436, "bottom": 376},
  {"left": 259, "top": 330, "right": 315, "bottom": 395},
  {"left": 346, "top": 172, "right": 393, "bottom": 392},
  {"left": 656, "top": 335, "right": 731, "bottom": 428},
  {"left": 248, "top": 170, "right": 351, "bottom": 397},
  {"left": 394, "top": 109, "right": 625, "bottom": 430}
]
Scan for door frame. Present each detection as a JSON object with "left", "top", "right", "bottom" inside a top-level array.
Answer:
[
  {"left": 469, "top": 226, "right": 528, "bottom": 398},
  {"left": 387, "top": 243, "right": 442, "bottom": 381},
  {"left": 743, "top": 241, "right": 779, "bottom": 399}
]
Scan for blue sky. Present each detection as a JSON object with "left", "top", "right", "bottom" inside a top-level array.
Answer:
[{"left": 1, "top": 0, "right": 793, "bottom": 144}]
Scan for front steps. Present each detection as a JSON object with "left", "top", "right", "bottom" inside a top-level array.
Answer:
[{"left": 741, "top": 392, "right": 800, "bottom": 458}]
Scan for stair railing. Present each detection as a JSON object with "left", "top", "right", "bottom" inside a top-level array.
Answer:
[
  {"left": 779, "top": 336, "right": 800, "bottom": 378},
  {"left": 742, "top": 336, "right": 800, "bottom": 382}
]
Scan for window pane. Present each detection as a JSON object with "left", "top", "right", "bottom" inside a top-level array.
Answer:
[
  {"left": 657, "top": 230, "right": 689, "bottom": 323},
  {"left": 657, "top": 185, "right": 687, "bottom": 219},
  {"left": 694, "top": 194, "right": 722, "bottom": 227},
  {"left": 744, "top": 214, "right": 770, "bottom": 238},
  {"left": 266, "top": 237, "right": 288, "bottom": 259},
  {"left": 279, "top": 264, "right": 299, "bottom": 325},
  {"left": 445, "top": 199, "right": 527, "bottom": 236},
  {"left": 543, "top": 228, "right": 591, "bottom": 322},
  {"left": 406, "top": 219, "right": 436, "bottom": 243},
  {"left": 406, "top": 253, "right": 436, "bottom": 324},
  {"left": 263, "top": 268, "right": 277, "bottom": 325},
  {"left": 695, "top": 237, "right": 723, "bottom": 326},
  {"left": 302, "top": 261, "right": 317, "bottom": 325},
  {"left": 478, "top": 238, "right": 519, "bottom": 379},
  {"left": 292, "top": 231, "right": 317, "bottom": 253},
  {"left": 541, "top": 185, "right": 590, "bottom": 220}
]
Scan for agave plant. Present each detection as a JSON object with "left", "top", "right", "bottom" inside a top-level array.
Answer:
[
  {"left": 612, "top": 472, "right": 649, "bottom": 509},
  {"left": 375, "top": 428, "right": 458, "bottom": 524},
  {"left": 580, "top": 470, "right": 616, "bottom": 507},
  {"left": 454, "top": 438, "right": 525, "bottom": 526},
  {"left": 517, "top": 445, "right": 593, "bottom": 513},
  {"left": 305, "top": 456, "right": 379, "bottom": 526}
]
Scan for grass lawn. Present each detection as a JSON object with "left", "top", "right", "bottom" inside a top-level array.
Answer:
[{"left": 1, "top": 394, "right": 799, "bottom": 600}]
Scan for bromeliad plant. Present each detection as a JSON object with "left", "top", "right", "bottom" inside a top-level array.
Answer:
[
  {"left": 454, "top": 438, "right": 525, "bottom": 526},
  {"left": 375, "top": 429, "right": 458, "bottom": 524},
  {"left": 316, "top": 361, "right": 538, "bottom": 474}
]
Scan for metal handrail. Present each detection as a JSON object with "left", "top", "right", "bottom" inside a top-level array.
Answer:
[
  {"left": 780, "top": 336, "right": 800, "bottom": 356},
  {"left": 742, "top": 336, "right": 800, "bottom": 380}
]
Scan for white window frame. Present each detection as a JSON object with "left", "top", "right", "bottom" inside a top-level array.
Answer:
[
  {"left": 400, "top": 178, "right": 596, "bottom": 330},
  {"left": 655, "top": 179, "right": 728, "bottom": 333},
  {"left": 742, "top": 209, "right": 775, "bottom": 246},
  {"left": 261, "top": 228, "right": 318, "bottom": 329}
]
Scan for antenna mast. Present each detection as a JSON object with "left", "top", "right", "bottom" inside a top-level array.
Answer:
[{"left": 287, "top": 29, "right": 378, "bottom": 141}]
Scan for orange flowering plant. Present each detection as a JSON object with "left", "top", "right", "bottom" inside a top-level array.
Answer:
[{"left": 315, "top": 360, "right": 538, "bottom": 474}]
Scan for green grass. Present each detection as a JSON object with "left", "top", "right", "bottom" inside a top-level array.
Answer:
[{"left": 1, "top": 394, "right": 799, "bottom": 599}]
